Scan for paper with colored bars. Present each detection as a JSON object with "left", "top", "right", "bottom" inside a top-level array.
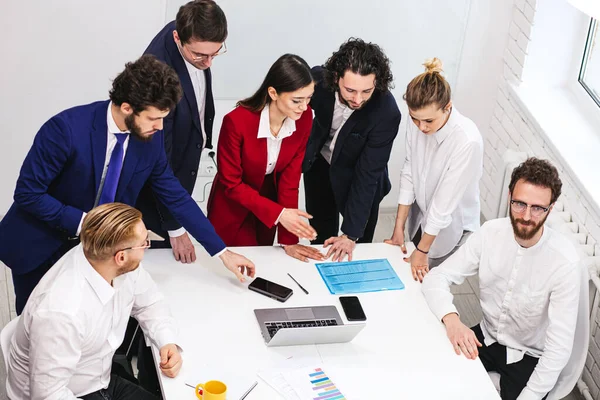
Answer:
[
  {"left": 274, "top": 367, "right": 347, "bottom": 400},
  {"left": 315, "top": 259, "right": 404, "bottom": 294},
  {"left": 306, "top": 368, "right": 346, "bottom": 400}
]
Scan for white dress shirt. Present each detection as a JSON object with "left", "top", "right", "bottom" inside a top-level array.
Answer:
[
  {"left": 6, "top": 245, "right": 178, "bottom": 400},
  {"left": 257, "top": 104, "right": 296, "bottom": 175},
  {"left": 168, "top": 55, "right": 208, "bottom": 239},
  {"left": 422, "top": 218, "right": 582, "bottom": 400},
  {"left": 182, "top": 56, "right": 208, "bottom": 150},
  {"left": 320, "top": 92, "right": 354, "bottom": 164},
  {"left": 256, "top": 104, "right": 296, "bottom": 224},
  {"left": 75, "top": 105, "right": 225, "bottom": 256},
  {"left": 398, "top": 107, "right": 483, "bottom": 258},
  {"left": 76, "top": 103, "right": 131, "bottom": 235}
]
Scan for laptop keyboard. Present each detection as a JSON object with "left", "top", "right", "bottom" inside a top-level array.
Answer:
[{"left": 265, "top": 319, "right": 338, "bottom": 338}]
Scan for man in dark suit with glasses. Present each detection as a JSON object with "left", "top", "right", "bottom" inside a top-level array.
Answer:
[{"left": 137, "top": 0, "right": 228, "bottom": 263}]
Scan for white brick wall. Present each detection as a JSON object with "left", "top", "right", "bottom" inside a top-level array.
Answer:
[{"left": 483, "top": 2, "right": 600, "bottom": 398}]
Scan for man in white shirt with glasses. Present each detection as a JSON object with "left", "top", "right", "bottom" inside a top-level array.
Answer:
[
  {"left": 422, "top": 158, "right": 587, "bottom": 400},
  {"left": 7, "top": 203, "right": 181, "bottom": 400}
]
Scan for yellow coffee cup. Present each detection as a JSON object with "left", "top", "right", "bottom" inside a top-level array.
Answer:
[{"left": 195, "top": 380, "right": 227, "bottom": 400}]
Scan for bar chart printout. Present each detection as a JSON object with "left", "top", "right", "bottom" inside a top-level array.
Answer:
[
  {"left": 259, "top": 365, "right": 353, "bottom": 400},
  {"left": 308, "top": 368, "right": 346, "bottom": 400}
]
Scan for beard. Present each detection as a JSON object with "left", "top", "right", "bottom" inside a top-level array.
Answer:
[
  {"left": 338, "top": 91, "right": 370, "bottom": 110},
  {"left": 124, "top": 114, "right": 153, "bottom": 143},
  {"left": 116, "top": 258, "right": 141, "bottom": 277},
  {"left": 509, "top": 211, "right": 548, "bottom": 240}
]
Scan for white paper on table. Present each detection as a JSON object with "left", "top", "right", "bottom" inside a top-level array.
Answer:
[
  {"left": 257, "top": 369, "right": 302, "bottom": 400},
  {"left": 184, "top": 362, "right": 257, "bottom": 400},
  {"left": 260, "top": 365, "right": 396, "bottom": 400},
  {"left": 259, "top": 365, "right": 356, "bottom": 400},
  {"left": 282, "top": 366, "right": 352, "bottom": 400},
  {"left": 256, "top": 350, "right": 325, "bottom": 399}
]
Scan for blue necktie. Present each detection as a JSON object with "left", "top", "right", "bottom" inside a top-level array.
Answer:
[{"left": 98, "top": 133, "right": 128, "bottom": 205}]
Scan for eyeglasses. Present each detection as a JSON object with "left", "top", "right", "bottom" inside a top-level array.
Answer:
[
  {"left": 116, "top": 239, "right": 151, "bottom": 255},
  {"left": 180, "top": 42, "right": 227, "bottom": 63},
  {"left": 510, "top": 199, "right": 551, "bottom": 217}
]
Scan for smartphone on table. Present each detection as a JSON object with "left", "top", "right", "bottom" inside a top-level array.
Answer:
[
  {"left": 248, "top": 277, "right": 293, "bottom": 302},
  {"left": 339, "top": 296, "right": 367, "bottom": 321}
]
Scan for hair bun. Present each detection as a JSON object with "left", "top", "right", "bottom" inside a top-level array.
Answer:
[{"left": 423, "top": 57, "right": 444, "bottom": 74}]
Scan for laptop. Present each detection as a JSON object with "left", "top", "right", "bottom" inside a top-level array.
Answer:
[{"left": 254, "top": 305, "right": 366, "bottom": 347}]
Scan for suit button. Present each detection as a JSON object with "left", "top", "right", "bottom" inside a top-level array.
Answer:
[
  {"left": 196, "top": 143, "right": 202, "bottom": 149},
  {"left": 191, "top": 170, "right": 196, "bottom": 176}
]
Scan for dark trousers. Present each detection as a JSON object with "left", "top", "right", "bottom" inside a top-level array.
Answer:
[
  {"left": 232, "top": 173, "right": 278, "bottom": 246},
  {"left": 472, "top": 324, "right": 545, "bottom": 400},
  {"left": 304, "top": 154, "right": 380, "bottom": 244},
  {"left": 137, "top": 183, "right": 173, "bottom": 250},
  {"left": 12, "top": 240, "right": 78, "bottom": 315},
  {"left": 137, "top": 337, "right": 162, "bottom": 397},
  {"left": 147, "top": 238, "right": 171, "bottom": 249},
  {"left": 81, "top": 374, "right": 159, "bottom": 400}
]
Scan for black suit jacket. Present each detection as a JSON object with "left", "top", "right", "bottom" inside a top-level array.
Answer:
[
  {"left": 136, "top": 21, "right": 215, "bottom": 235},
  {"left": 302, "top": 66, "right": 401, "bottom": 239}
]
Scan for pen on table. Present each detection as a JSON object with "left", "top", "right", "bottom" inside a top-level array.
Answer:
[
  {"left": 287, "top": 273, "right": 309, "bottom": 294},
  {"left": 240, "top": 381, "right": 258, "bottom": 400}
]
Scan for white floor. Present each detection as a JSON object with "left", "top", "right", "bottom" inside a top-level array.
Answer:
[{"left": 0, "top": 210, "right": 583, "bottom": 399}]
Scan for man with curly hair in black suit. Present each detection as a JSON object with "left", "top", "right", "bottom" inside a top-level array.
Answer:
[{"left": 303, "top": 38, "right": 402, "bottom": 262}]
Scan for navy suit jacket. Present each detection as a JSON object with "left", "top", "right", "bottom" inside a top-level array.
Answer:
[
  {"left": 136, "top": 21, "right": 215, "bottom": 234},
  {"left": 302, "top": 66, "right": 402, "bottom": 239},
  {"left": 0, "top": 100, "right": 225, "bottom": 275}
]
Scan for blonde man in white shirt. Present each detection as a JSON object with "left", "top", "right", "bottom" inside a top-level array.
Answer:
[
  {"left": 385, "top": 58, "right": 483, "bottom": 282},
  {"left": 7, "top": 203, "right": 182, "bottom": 400},
  {"left": 422, "top": 158, "right": 585, "bottom": 400}
]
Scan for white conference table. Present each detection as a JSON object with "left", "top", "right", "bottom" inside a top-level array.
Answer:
[{"left": 143, "top": 243, "right": 500, "bottom": 400}]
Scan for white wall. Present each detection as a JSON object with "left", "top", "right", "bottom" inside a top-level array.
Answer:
[
  {"left": 166, "top": 0, "right": 471, "bottom": 100},
  {"left": 168, "top": 0, "right": 474, "bottom": 211},
  {"left": 478, "top": 1, "right": 600, "bottom": 395},
  {"left": 0, "top": 0, "right": 167, "bottom": 214},
  {"left": 0, "top": 0, "right": 514, "bottom": 217},
  {"left": 453, "top": 0, "right": 516, "bottom": 141}
]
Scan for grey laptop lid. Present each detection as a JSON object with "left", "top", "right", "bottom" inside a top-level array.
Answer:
[
  {"left": 267, "top": 323, "right": 366, "bottom": 347},
  {"left": 255, "top": 306, "right": 361, "bottom": 346}
]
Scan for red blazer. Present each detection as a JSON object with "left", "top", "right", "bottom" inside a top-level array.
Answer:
[{"left": 207, "top": 105, "right": 313, "bottom": 246}]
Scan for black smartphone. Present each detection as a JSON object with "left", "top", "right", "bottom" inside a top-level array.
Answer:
[
  {"left": 339, "top": 296, "right": 367, "bottom": 321},
  {"left": 248, "top": 277, "right": 293, "bottom": 302}
]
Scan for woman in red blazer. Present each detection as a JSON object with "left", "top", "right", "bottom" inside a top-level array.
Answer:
[{"left": 208, "top": 54, "right": 325, "bottom": 262}]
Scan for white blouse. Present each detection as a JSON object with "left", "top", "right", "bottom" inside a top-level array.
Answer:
[
  {"left": 398, "top": 107, "right": 483, "bottom": 258},
  {"left": 257, "top": 104, "right": 296, "bottom": 175}
]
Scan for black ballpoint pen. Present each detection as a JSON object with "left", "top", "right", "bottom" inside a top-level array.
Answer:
[{"left": 287, "top": 273, "right": 309, "bottom": 294}]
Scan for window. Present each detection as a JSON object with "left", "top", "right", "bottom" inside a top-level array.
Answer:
[{"left": 580, "top": 18, "right": 600, "bottom": 107}]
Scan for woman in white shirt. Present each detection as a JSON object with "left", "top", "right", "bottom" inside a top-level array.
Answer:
[
  {"left": 207, "top": 54, "right": 325, "bottom": 262},
  {"left": 385, "top": 58, "right": 483, "bottom": 282}
]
